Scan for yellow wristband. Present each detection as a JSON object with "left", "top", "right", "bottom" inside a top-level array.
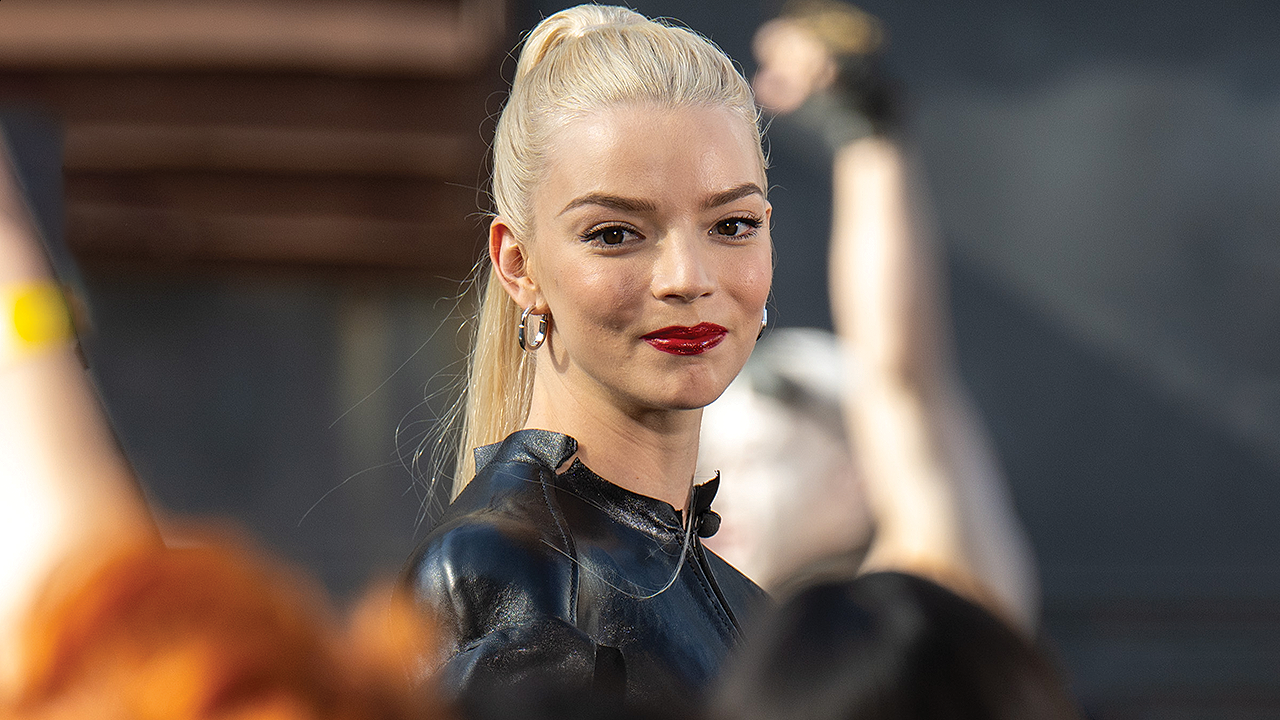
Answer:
[{"left": 2, "top": 282, "right": 74, "bottom": 366}]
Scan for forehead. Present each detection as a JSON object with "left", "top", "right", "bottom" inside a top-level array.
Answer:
[{"left": 535, "top": 103, "right": 765, "bottom": 216}]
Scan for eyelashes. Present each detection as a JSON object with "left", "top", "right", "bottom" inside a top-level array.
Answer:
[
  {"left": 711, "top": 217, "right": 763, "bottom": 239},
  {"left": 579, "top": 216, "right": 763, "bottom": 248},
  {"left": 580, "top": 224, "right": 640, "bottom": 247}
]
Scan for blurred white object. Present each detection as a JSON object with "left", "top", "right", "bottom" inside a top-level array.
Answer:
[{"left": 699, "top": 328, "right": 873, "bottom": 590}]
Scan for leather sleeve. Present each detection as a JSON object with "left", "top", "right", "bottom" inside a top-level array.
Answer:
[
  {"left": 438, "top": 617, "right": 599, "bottom": 701},
  {"left": 404, "top": 515, "right": 595, "bottom": 701}
]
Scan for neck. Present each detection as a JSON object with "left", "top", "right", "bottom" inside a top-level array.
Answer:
[{"left": 523, "top": 366, "right": 702, "bottom": 511}]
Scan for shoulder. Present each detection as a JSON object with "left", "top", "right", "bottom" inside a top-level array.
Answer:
[
  {"left": 403, "top": 462, "right": 579, "bottom": 648},
  {"left": 404, "top": 510, "right": 572, "bottom": 604}
]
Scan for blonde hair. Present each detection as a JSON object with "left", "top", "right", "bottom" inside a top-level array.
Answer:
[
  {"left": 451, "top": 5, "right": 765, "bottom": 498},
  {"left": 780, "top": 0, "right": 884, "bottom": 56}
]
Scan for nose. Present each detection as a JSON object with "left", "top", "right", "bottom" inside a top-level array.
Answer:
[{"left": 651, "top": 233, "right": 714, "bottom": 303}]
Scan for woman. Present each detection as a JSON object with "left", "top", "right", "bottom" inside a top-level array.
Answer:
[{"left": 402, "top": 4, "right": 771, "bottom": 710}]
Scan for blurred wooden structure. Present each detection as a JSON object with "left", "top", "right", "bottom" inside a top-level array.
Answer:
[{"left": 0, "top": 0, "right": 509, "bottom": 275}]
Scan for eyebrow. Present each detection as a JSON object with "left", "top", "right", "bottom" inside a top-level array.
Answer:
[
  {"left": 557, "top": 182, "right": 766, "bottom": 217},
  {"left": 559, "top": 193, "right": 658, "bottom": 217},
  {"left": 701, "top": 182, "right": 765, "bottom": 210}
]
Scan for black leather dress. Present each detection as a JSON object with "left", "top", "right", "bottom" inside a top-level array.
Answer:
[{"left": 403, "top": 429, "right": 766, "bottom": 710}]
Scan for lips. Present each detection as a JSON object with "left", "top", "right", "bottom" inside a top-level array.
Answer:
[{"left": 642, "top": 322, "right": 728, "bottom": 355}]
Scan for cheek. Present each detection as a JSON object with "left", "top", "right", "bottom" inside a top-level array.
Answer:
[
  {"left": 726, "top": 246, "right": 773, "bottom": 309},
  {"left": 546, "top": 260, "right": 648, "bottom": 332}
]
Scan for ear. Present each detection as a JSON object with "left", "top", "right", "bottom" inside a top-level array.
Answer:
[{"left": 489, "top": 216, "right": 543, "bottom": 311}]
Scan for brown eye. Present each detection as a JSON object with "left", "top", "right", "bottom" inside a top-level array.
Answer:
[
  {"left": 582, "top": 225, "right": 639, "bottom": 247},
  {"left": 713, "top": 218, "right": 759, "bottom": 238}
]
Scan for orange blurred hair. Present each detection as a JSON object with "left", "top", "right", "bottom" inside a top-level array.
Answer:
[{"left": 5, "top": 531, "right": 446, "bottom": 720}]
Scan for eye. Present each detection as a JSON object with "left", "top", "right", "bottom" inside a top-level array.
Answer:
[
  {"left": 711, "top": 217, "right": 762, "bottom": 240},
  {"left": 582, "top": 224, "right": 640, "bottom": 247},
  {"left": 597, "top": 227, "right": 628, "bottom": 245}
]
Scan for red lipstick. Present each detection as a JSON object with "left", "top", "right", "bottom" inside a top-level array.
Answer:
[{"left": 642, "top": 323, "right": 727, "bottom": 355}]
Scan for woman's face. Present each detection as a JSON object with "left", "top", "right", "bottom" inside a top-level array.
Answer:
[{"left": 515, "top": 103, "right": 772, "bottom": 417}]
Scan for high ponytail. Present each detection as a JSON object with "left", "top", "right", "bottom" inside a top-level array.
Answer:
[
  {"left": 513, "top": 5, "right": 647, "bottom": 83},
  {"left": 450, "top": 5, "right": 764, "bottom": 499}
]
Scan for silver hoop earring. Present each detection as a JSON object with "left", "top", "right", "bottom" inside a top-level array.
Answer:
[
  {"left": 518, "top": 306, "right": 549, "bottom": 351},
  {"left": 757, "top": 307, "right": 768, "bottom": 340}
]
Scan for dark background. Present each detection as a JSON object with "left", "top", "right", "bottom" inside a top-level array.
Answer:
[{"left": 4, "top": 1, "right": 1279, "bottom": 717}]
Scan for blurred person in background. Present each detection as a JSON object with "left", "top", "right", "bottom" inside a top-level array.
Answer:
[
  {"left": 401, "top": 4, "right": 775, "bottom": 714},
  {"left": 701, "top": 0, "right": 1040, "bottom": 633},
  {"left": 0, "top": 129, "right": 444, "bottom": 720},
  {"left": 704, "top": 3, "right": 1083, "bottom": 718},
  {"left": 706, "top": 2, "right": 1085, "bottom": 712}
]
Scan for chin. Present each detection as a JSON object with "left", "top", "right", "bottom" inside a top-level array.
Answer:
[
  {"left": 660, "top": 377, "right": 737, "bottom": 411},
  {"left": 629, "top": 352, "right": 748, "bottom": 411}
]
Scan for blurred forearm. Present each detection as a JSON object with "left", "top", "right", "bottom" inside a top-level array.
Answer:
[
  {"left": 829, "top": 136, "right": 1039, "bottom": 631},
  {"left": 0, "top": 144, "right": 154, "bottom": 697}
]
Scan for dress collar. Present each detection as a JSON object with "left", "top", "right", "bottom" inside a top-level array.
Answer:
[
  {"left": 473, "top": 427, "right": 577, "bottom": 473},
  {"left": 473, "top": 428, "right": 722, "bottom": 538}
]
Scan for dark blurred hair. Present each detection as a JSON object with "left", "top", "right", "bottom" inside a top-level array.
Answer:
[{"left": 716, "top": 571, "right": 1082, "bottom": 720}]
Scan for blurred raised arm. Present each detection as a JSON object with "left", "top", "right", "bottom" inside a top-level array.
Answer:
[
  {"left": 753, "top": 6, "right": 1039, "bottom": 630},
  {"left": 829, "top": 135, "right": 1039, "bottom": 631},
  {"left": 0, "top": 136, "right": 155, "bottom": 696}
]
